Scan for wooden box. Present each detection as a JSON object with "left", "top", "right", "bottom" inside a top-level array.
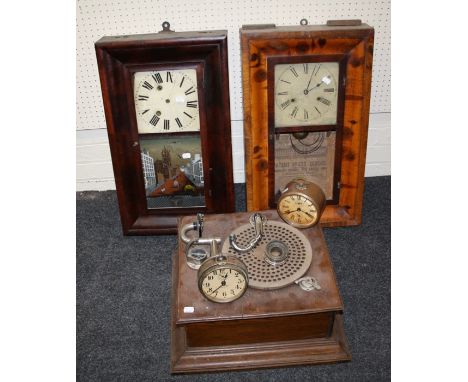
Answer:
[{"left": 171, "top": 210, "right": 350, "bottom": 373}]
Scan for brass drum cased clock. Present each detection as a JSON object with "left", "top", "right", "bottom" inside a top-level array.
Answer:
[
  {"left": 240, "top": 20, "right": 374, "bottom": 227},
  {"left": 197, "top": 255, "right": 248, "bottom": 303},
  {"left": 277, "top": 178, "right": 326, "bottom": 228},
  {"left": 95, "top": 24, "right": 234, "bottom": 234}
]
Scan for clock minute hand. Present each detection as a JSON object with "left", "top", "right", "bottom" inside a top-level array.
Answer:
[
  {"left": 305, "top": 73, "right": 314, "bottom": 92},
  {"left": 306, "top": 81, "right": 323, "bottom": 92},
  {"left": 302, "top": 210, "right": 314, "bottom": 219}
]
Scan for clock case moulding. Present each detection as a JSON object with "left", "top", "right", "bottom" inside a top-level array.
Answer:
[
  {"left": 95, "top": 28, "right": 234, "bottom": 235},
  {"left": 240, "top": 21, "right": 374, "bottom": 227}
]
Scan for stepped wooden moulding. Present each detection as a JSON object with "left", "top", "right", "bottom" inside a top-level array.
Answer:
[
  {"left": 171, "top": 210, "right": 351, "bottom": 373},
  {"left": 95, "top": 24, "right": 234, "bottom": 235},
  {"left": 240, "top": 21, "right": 374, "bottom": 227}
]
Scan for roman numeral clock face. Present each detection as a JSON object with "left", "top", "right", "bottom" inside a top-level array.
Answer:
[
  {"left": 274, "top": 62, "right": 339, "bottom": 127},
  {"left": 134, "top": 69, "right": 200, "bottom": 133}
]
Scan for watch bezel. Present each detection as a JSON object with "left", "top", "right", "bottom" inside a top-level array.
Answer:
[
  {"left": 277, "top": 192, "right": 320, "bottom": 229},
  {"left": 197, "top": 257, "right": 249, "bottom": 303}
]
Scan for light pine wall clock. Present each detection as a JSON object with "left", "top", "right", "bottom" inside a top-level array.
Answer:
[{"left": 240, "top": 20, "right": 374, "bottom": 226}]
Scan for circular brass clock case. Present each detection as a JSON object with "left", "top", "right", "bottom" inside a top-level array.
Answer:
[
  {"left": 197, "top": 255, "right": 249, "bottom": 303},
  {"left": 277, "top": 178, "right": 326, "bottom": 228}
]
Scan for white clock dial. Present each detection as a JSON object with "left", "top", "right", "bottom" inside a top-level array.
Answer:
[
  {"left": 274, "top": 62, "right": 339, "bottom": 127},
  {"left": 134, "top": 69, "right": 200, "bottom": 133},
  {"left": 200, "top": 267, "right": 247, "bottom": 302}
]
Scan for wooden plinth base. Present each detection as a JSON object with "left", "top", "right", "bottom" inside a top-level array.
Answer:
[
  {"left": 171, "top": 211, "right": 351, "bottom": 373},
  {"left": 172, "top": 314, "right": 350, "bottom": 373}
]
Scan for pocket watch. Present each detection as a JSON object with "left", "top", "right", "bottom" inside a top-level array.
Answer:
[
  {"left": 197, "top": 255, "right": 248, "bottom": 303},
  {"left": 277, "top": 178, "right": 326, "bottom": 228}
]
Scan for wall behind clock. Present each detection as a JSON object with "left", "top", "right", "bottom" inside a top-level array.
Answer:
[{"left": 76, "top": 0, "right": 391, "bottom": 191}]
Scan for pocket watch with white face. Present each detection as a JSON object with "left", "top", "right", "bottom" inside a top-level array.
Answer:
[{"left": 134, "top": 68, "right": 200, "bottom": 134}]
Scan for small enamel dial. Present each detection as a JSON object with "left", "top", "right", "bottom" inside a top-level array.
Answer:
[
  {"left": 274, "top": 62, "right": 339, "bottom": 127},
  {"left": 134, "top": 68, "right": 200, "bottom": 133},
  {"left": 277, "top": 179, "right": 326, "bottom": 228},
  {"left": 198, "top": 256, "right": 248, "bottom": 303},
  {"left": 278, "top": 195, "right": 318, "bottom": 227}
]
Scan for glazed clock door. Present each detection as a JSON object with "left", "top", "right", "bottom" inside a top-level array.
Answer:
[
  {"left": 274, "top": 62, "right": 339, "bottom": 127},
  {"left": 133, "top": 67, "right": 205, "bottom": 209},
  {"left": 269, "top": 57, "right": 346, "bottom": 206},
  {"left": 134, "top": 69, "right": 200, "bottom": 133},
  {"left": 96, "top": 28, "right": 234, "bottom": 234}
]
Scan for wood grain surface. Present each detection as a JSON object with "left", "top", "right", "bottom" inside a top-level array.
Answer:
[
  {"left": 171, "top": 210, "right": 350, "bottom": 373},
  {"left": 240, "top": 23, "right": 374, "bottom": 227},
  {"left": 95, "top": 30, "right": 235, "bottom": 235}
]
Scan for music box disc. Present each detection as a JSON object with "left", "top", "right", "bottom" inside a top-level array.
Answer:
[{"left": 222, "top": 220, "right": 312, "bottom": 290}]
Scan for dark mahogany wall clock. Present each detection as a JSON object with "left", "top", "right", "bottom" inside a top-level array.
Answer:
[
  {"left": 240, "top": 19, "right": 374, "bottom": 227},
  {"left": 95, "top": 22, "right": 234, "bottom": 235}
]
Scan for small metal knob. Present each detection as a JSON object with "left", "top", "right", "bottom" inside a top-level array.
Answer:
[{"left": 264, "top": 240, "right": 289, "bottom": 266}]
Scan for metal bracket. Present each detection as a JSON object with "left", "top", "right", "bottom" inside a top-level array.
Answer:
[
  {"left": 326, "top": 19, "right": 362, "bottom": 27},
  {"left": 229, "top": 213, "right": 267, "bottom": 253},
  {"left": 180, "top": 213, "right": 204, "bottom": 244},
  {"left": 180, "top": 213, "right": 217, "bottom": 270},
  {"left": 185, "top": 237, "right": 222, "bottom": 270},
  {"left": 242, "top": 24, "right": 276, "bottom": 30},
  {"left": 295, "top": 276, "right": 322, "bottom": 291},
  {"left": 159, "top": 21, "right": 174, "bottom": 33}
]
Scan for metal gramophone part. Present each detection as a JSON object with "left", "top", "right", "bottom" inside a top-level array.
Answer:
[
  {"left": 264, "top": 240, "right": 289, "bottom": 266},
  {"left": 229, "top": 213, "right": 267, "bottom": 253},
  {"left": 180, "top": 213, "right": 215, "bottom": 270},
  {"left": 295, "top": 276, "right": 322, "bottom": 291},
  {"left": 185, "top": 237, "right": 222, "bottom": 270},
  {"left": 180, "top": 213, "right": 204, "bottom": 244},
  {"left": 223, "top": 220, "right": 312, "bottom": 290}
]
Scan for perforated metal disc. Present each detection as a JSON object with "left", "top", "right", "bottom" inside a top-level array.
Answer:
[{"left": 222, "top": 220, "right": 312, "bottom": 290}]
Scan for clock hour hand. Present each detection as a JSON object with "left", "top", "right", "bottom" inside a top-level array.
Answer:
[{"left": 211, "top": 280, "right": 226, "bottom": 295}]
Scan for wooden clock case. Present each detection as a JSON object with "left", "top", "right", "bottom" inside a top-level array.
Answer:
[
  {"left": 171, "top": 210, "right": 351, "bottom": 373},
  {"left": 240, "top": 21, "right": 374, "bottom": 227},
  {"left": 95, "top": 28, "right": 234, "bottom": 235}
]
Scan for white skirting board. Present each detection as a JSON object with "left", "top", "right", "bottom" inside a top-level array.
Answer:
[{"left": 76, "top": 113, "right": 390, "bottom": 191}]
